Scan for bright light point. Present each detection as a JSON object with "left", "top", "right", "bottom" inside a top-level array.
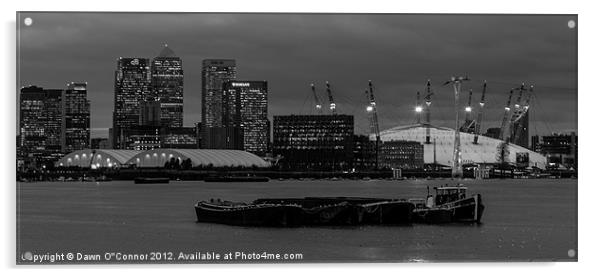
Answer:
[
  {"left": 91, "top": 164, "right": 97, "bottom": 169},
  {"left": 465, "top": 107, "right": 472, "bottom": 112},
  {"left": 479, "top": 102, "right": 485, "bottom": 107},
  {"left": 568, "top": 20, "right": 576, "bottom": 29},
  {"left": 330, "top": 103, "right": 336, "bottom": 110},
  {"left": 24, "top": 17, "right": 33, "bottom": 26},
  {"left": 415, "top": 106, "right": 423, "bottom": 113},
  {"left": 315, "top": 105, "right": 322, "bottom": 109},
  {"left": 505, "top": 107, "right": 511, "bottom": 111},
  {"left": 366, "top": 106, "right": 374, "bottom": 112}
]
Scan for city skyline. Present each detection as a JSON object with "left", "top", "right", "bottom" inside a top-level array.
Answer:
[{"left": 17, "top": 13, "right": 577, "bottom": 138}]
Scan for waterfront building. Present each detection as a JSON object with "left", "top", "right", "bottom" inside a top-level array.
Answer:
[
  {"left": 272, "top": 114, "right": 354, "bottom": 170},
  {"left": 161, "top": 127, "right": 198, "bottom": 149},
  {"left": 151, "top": 45, "right": 184, "bottom": 127},
  {"left": 222, "top": 81, "right": 269, "bottom": 156},
  {"left": 380, "top": 140, "right": 424, "bottom": 169},
  {"left": 540, "top": 132, "right": 578, "bottom": 169},
  {"left": 113, "top": 57, "right": 152, "bottom": 149},
  {"left": 200, "top": 59, "right": 236, "bottom": 148},
  {"left": 19, "top": 86, "right": 63, "bottom": 167},
  {"left": 63, "top": 82, "right": 90, "bottom": 152},
  {"left": 352, "top": 135, "right": 377, "bottom": 171},
  {"left": 18, "top": 84, "right": 90, "bottom": 167},
  {"left": 122, "top": 125, "right": 162, "bottom": 151}
]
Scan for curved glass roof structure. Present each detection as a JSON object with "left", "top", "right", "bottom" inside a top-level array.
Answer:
[
  {"left": 56, "top": 149, "right": 141, "bottom": 168},
  {"left": 129, "top": 149, "right": 270, "bottom": 168},
  {"left": 378, "top": 124, "right": 546, "bottom": 168},
  {"left": 56, "top": 149, "right": 270, "bottom": 168}
]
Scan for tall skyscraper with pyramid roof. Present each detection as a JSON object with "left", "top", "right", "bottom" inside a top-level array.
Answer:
[{"left": 152, "top": 44, "right": 184, "bottom": 127}]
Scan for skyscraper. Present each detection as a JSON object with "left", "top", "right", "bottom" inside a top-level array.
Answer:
[
  {"left": 19, "top": 86, "right": 62, "bottom": 166},
  {"left": 19, "top": 84, "right": 90, "bottom": 167},
  {"left": 200, "top": 59, "right": 236, "bottom": 148},
  {"left": 113, "top": 57, "right": 152, "bottom": 149},
  {"left": 152, "top": 45, "right": 183, "bottom": 127},
  {"left": 222, "top": 81, "right": 269, "bottom": 155},
  {"left": 63, "top": 82, "right": 91, "bottom": 152}
]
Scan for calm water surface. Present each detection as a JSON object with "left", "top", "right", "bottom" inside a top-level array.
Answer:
[{"left": 17, "top": 179, "right": 577, "bottom": 262}]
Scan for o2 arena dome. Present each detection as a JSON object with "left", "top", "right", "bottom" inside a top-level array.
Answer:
[{"left": 378, "top": 124, "right": 546, "bottom": 168}]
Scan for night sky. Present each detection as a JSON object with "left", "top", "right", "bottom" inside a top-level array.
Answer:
[{"left": 17, "top": 13, "right": 577, "bottom": 138}]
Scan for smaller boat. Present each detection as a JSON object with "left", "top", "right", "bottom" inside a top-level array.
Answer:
[
  {"left": 134, "top": 177, "right": 170, "bottom": 184},
  {"left": 411, "top": 185, "right": 484, "bottom": 224},
  {"left": 204, "top": 176, "right": 270, "bottom": 182}
]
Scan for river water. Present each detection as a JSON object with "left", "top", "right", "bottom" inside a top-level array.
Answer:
[{"left": 16, "top": 178, "right": 577, "bottom": 263}]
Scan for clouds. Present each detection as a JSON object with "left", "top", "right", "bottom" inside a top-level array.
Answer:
[{"left": 17, "top": 13, "right": 577, "bottom": 136}]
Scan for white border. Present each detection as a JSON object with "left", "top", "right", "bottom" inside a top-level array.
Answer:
[{"left": 2, "top": 0, "right": 598, "bottom": 276}]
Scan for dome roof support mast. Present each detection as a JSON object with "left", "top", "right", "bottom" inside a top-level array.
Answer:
[
  {"left": 443, "top": 75, "right": 470, "bottom": 179},
  {"left": 473, "top": 81, "right": 487, "bottom": 144}
]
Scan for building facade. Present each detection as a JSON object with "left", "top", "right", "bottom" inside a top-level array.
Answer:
[
  {"left": 113, "top": 57, "right": 152, "bottom": 149},
  {"left": 380, "top": 140, "right": 424, "bottom": 169},
  {"left": 540, "top": 132, "right": 578, "bottom": 169},
  {"left": 19, "top": 86, "right": 62, "bottom": 166},
  {"left": 152, "top": 45, "right": 183, "bottom": 127},
  {"left": 200, "top": 59, "right": 236, "bottom": 148},
  {"left": 19, "top": 84, "right": 90, "bottom": 167},
  {"left": 122, "top": 125, "right": 162, "bottom": 151},
  {"left": 272, "top": 114, "right": 354, "bottom": 170},
  {"left": 63, "top": 83, "right": 90, "bottom": 152},
  {"left": 222, "top": 81, "right": 269, "bottom": 156},
  {"left": 352, "top": 135, "right": 377, "bottom": 171},
  {"left": 139, "top": 100, "right": 161, "bottom": 126},
  {"left": 161, "top": 127, "right": 198, "bottom": 149}
]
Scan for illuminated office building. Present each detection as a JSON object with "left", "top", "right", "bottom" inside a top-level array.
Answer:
[
  {"left": 113, "top": 57, "right": 152, "bottom": 149},
  {"left": 222, "top": 81, "right": 269, "bottom": 155},
  {"left": 272, "top": 115, "right": 354, "bottom": 170},
  {"left": 63, "top": 82, "right": 90, "bottom": 152},
  {"left": 200, "top": 59, "right": 236, "bottom": 148},
  {"left": 152, "top": 45, "right": 183, "bottom": 127}
]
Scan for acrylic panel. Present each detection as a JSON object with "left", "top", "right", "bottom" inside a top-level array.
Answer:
[{"left": 16, "top": 12, "right": 578, "bottom": 264}]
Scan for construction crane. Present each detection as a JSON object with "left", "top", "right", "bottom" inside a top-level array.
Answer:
[
  {"left": 473, "top": 81, "right": 487, "bottom": 144},
  {"left": 310, "top": 83, "right": 322, "bottom": 113},
  {"left": 415, "top": 91, "right": 422, "bottom": 124},
  {"left": 443, "top": 75, "right": 470, "bottom": 179},
  {"left": 511, "top": 85, "right": 533, "bottom": 146},
  {"left": 498, "top": 89, "right": 515, "bottom": 141},
  {"left": 424, "top": 80, "right": 433, "bottom": 144},
  {"left": 366, "top": 80, "right": 381, "bottom": 169},
  {"left": 460, "top": 89, "right": 474, "bottom": 132},
  {"left": 325, "top": 81, "right": 336, "bottom": 114}
]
